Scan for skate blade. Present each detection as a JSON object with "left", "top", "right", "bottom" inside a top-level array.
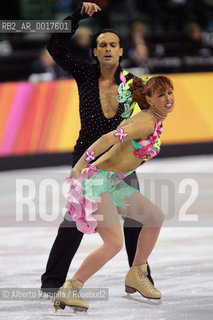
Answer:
[
  {"left": 49, "top": 310, "right": 76, "bottom": 316},
  {"left": 49, "top": 306, "right": 88, "bottom": 316},
  {"left": 123, "top": 293, "right": 162, "bottom": 305}
]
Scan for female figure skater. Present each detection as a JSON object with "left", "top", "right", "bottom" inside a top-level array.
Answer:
[{"left": 54, "top": 75, "right": 174, "bottom": 311}]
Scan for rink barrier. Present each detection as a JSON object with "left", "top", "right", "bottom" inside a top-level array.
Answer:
[
  {"left": 0, "top": 141, "right": 213, "bottom": 171},
  {"left": 0, "top": 72, "right": 213, "bottom": 169}
]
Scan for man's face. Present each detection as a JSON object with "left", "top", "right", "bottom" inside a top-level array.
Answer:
[{"left": 93, "top": 32, "right": 123, "bottom": 66}]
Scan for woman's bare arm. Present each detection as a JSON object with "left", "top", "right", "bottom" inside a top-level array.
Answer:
[{"left": 69, "top": 113, "right": 154, "bottom": 178}]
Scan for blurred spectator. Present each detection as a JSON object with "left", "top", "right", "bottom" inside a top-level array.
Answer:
[
  {"left": 0, "top": 41, "right": 13, "bottom": 56},
  {"left": 29, "top": 48, "right": 68, "bottom": 82},
  {"left": 129, "top": 43, "right": 150, "bottom": 73},
  {"left": 183, "top": 22, "right": 212, "bottom": 56},
  {"left": 123, "top": 21, "right": 147, "bottom": 59},
  {"left": 70, "top": 26, "right": 93, "bottom": 62},
  {"left": 122, "top": 43, "right": 151, "bottom": 76},
  {"left": 129, "top": 21, "right": 147, "bottom": 46},
  {"left": 122, "top": 20, "right": 150, "bottom": 73}
]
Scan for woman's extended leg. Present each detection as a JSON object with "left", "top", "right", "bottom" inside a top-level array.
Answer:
[
  {"left": 72, "top": 193, "right": 123, "bottom": 283},
  {"left": 119, "top": 192, "right": 164, "bottom": 264}
]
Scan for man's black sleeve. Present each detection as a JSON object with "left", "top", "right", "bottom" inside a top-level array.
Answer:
[{"left": 47, "top": 3, "right": 91, "bottom": 81}]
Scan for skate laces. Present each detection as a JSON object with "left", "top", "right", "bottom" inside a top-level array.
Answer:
[
  {"left": 58, "top": 280, "right": 83, "bottom": 300},
  {"left": 137, "top": 267, "right": 157, "bottom": 293},
  {"left": 70, "top": 280, "right": 83, "bottom": 289}
]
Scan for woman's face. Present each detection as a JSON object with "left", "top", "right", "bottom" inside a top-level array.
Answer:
[{"left": 147, "top": 86, "right": 175, "bottom": 116}]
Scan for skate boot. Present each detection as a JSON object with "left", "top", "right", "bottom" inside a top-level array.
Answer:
[
  {"left": 125, "top": 264, "right": 161, "bottom": 299},
  {"left": 54, "top": 279, "right": 89, "bottom": 312}
]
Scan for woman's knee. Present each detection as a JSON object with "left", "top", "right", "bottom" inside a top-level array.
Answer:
[
  {"left": 150, "top": 208, "right": 164, "bottom": 227},
  {"left": 105, "top": 237, "right": 123, "bottom": 256},
  {"left": 154, "top": 209, "right": 164, "bottom": 227}
]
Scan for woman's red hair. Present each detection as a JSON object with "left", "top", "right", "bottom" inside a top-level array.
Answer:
[{"left": 129, "top": 75, "right": 174, "bottom": 108}]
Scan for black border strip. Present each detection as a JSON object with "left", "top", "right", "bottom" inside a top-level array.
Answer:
[{"left": 0, "top": 142, "right": 213, "bottom": 171}]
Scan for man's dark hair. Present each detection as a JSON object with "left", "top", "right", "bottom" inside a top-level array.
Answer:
[{"left": 91, "top": 29, "right": 123, "bottom": 62}]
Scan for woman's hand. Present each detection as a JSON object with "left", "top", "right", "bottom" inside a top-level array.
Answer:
[{"left": 80, "top": 2, "right": 101, "bottom": 17}]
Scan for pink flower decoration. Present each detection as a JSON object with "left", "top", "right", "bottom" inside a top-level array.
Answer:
[
  {"left": 138, "top": 140, "right": 151, "bottom": 147},
  {"left": 152, "top": 121, "right": 163, "bottom": 142},
  {"left": 134, "top": 148, "right": 157, "bottom": 160},
  {"left": 114, "top": 128, "right": 128, "bottom": 142},
  {"left": 134, "top": 120, "right": 163, "bottom": 162},
  {"left": 134, "top": 149, "right": 148, "bottom": 159},
  {"left": 149, "top": 150, "right": 156, "bottom": 158},
  {"left": 85, "top": 149, "right": 95, "bottom": 162},
  {"left": 120, "top": 72, "right": 126, "bottom": 84}
]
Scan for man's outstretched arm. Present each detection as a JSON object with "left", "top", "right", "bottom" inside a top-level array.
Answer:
[{"left": 47, "top": 2, "right": 101, "bottom": 77}]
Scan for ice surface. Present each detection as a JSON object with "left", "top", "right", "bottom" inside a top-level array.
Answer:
[{"left": 0, "top": 155, "right": 213, "bottom": 320}]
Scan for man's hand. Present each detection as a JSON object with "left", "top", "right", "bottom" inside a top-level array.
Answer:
[
  {"left": 67, "top": 167, "right": 81, "bottom": 181},
  {"left": 80, "top": 2, "right": 101, "bottom": 17}
]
